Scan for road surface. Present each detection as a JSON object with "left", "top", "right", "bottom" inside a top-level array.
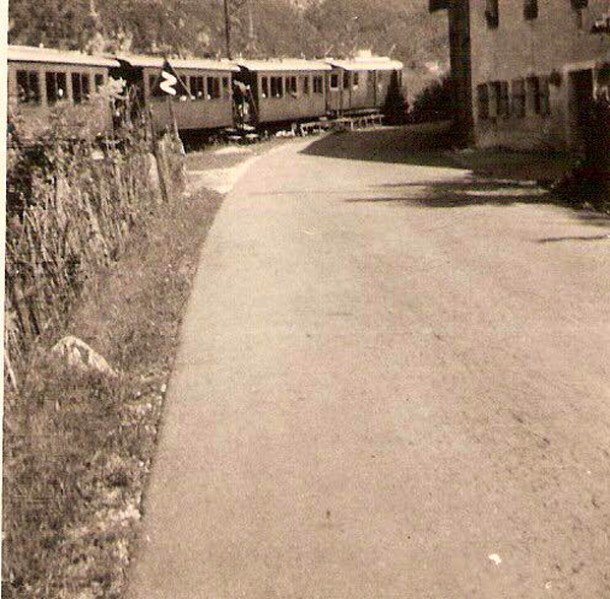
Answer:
[{"left": 127, "top": 128, "right": 610, "bottom": 598}]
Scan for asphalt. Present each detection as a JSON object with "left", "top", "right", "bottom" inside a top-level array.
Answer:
[{"left": 127, "top": 128, "right": 610, "bottom": 598}]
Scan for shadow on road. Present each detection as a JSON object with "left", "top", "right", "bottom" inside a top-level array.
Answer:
[
  {"left": 300, "top": 123, "right": 460, "bottom": 169},
  {"left": 347, "top": 178, "right": 552, "bottom": 208},
  {"left": 304, "top": 126, "right": 610, "bottom": 230}
]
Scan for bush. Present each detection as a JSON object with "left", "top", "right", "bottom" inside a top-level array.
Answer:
[{"left": 409, "top": 76, "right": 452, "bottom": 124}]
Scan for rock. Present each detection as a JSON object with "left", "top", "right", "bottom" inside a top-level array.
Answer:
[{"left": 51, "top": 335, "right": 118, "bottom": 378}]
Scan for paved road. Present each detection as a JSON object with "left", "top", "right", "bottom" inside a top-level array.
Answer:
[{"left": 127, "top": 129, "right": 610, "bottom": 598}]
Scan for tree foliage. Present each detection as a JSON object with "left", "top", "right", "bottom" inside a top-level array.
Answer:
[{"left": 9, "top": 0, "right": 448, "bottom": 69}]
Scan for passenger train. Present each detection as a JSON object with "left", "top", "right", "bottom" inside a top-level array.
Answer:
[{"left": 7, "top": 44, "right": 404, "bottom": 138}]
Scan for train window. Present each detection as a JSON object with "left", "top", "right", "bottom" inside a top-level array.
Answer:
[
  {"left": 190, "top": 76, "right": 205, "bottom": 99},
  {"left": 343, "top": 72, "right": 350, "bottom": 90},
  {"left": 16, "top": 70, "right": 41, "bottom": 104},
  {"left": 287, "top": 76, "right": 298, "bottom": 96},
  {"left": 222, "top": 77, "right": 230, "bottom": 98},
  {"left": 149, "top": 75, "right": 165, "bottom": 98},
  {"left": 353, "top": 72, "right": 360, "bottom": 88},
  {"left": 261, "top": 77, "right": 269, "bottom": 98},
  {"left": 46, "top": 72, "right": 67, "bottom": 105},
  {"left": 302, "top": 76, "right": 310, "bottom": 95},
  {"left": 95, "top": 74, "right": 105, "bottom": 91},
  {"left": 207, "top": 76, "right": 221, "bottom": 100},
  {"left": 330, "top": 73, "right": 339, "bottom": 90},
  {"left": 270, "top": 76, "right": 283, "bottom": 98},
  {"left": 313, "top": 76, "right": 324, "bottom": 94},
  {"left": 71, "top": 73, "right": 90, "bottom": 104}
]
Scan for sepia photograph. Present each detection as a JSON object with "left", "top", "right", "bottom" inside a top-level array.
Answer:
[{"left": 3, "top": 0, "right": 610, "bottom": 597}]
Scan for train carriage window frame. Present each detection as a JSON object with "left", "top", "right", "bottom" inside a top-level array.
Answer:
[
  {"left": 270, "top": 76, "right": 284, "bottom": 99},
  {"left": 16, "top": 70, "right": 41, "bottom": 104},
  {"left": 343, "top": 71, "right": 350, "bottom": 90},
  {"left": 261, "top": 76, "right": 269, "bottom": 99},
  {"left": 190, "top": 76, "right": 205, "bottom": 100},
  {"left": 45, "top": 71, "right": 67, "bottom": 105},
  {"left": 287, "top": 76, "right": 298, "bottom": 97},
  {"left": 71, "top": 72, "right": 91, "bottom": 104},
  {"left": 94, "top": 73, "right": 105, "bottom": 92},
  {"left": 207, "top": 76, "right": 221, "bottom": 100},
  {"left": 330, "top": 73, "right": 340, "bottom": 90},
  {"left": 302, "top": 75, "right": 310, "bottom": 96},
  {"left": 222, "top": 77, "right": 230, "bottom": 99},
  {"left": 313, "top": 75, "right": 324, "bottom": 94},
  {"left": 353, "top": 72, "right": 360, "bottom": 89},
  {"left": 149, "top": 74, "right": 165, "bottom": 98}
]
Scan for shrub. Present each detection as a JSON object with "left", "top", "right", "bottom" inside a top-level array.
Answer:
[{"left": 409, "top": 75, "right": 452, "bottom": 124}]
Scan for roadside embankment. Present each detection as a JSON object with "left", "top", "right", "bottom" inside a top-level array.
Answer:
[{"left": 2, "top": 132, "right": 271, "bottom": 597}]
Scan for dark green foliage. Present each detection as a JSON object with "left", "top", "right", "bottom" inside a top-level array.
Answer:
[
  {"left": 8, "top": 0, "right": 448, "bottom": 68},
  {"left": 383, "top": 71, "right": 409, "bottom": 125},
  {"left": 409, "top": 76, "right": 453, "bottom": 123},
  {"left": 554, "top": 96, "right": 610, "bottom": 213}
]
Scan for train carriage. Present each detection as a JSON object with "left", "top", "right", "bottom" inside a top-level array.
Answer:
[
  {"left": 324, "top": 56, "right": 404, "bottom": 116},
  {"left": 115, "top": 54, "right": 239, "bottom": 133},
  {"left": 234, "top": 59, "right": 332, "bottom": 127},
  {"left": 7, "top": 45, "right": 120, "bottom": 137}
]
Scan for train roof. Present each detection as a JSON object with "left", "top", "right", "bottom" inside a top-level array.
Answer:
[
  {"left": 8, "top": 45, "right": 120, "bottom": 68},
  {"left": 324, "top": 57, "right": 404, "bottom": 72},
  {"left": 115, "top": 54, "right": 239, "bottom": 72},
  {"left": 234, "top": 59, "right": 332, "bottom": 73}
]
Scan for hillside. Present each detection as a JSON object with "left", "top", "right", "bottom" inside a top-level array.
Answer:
[{"left": 8, "top": 0, "right": 448, "bottom": 71}]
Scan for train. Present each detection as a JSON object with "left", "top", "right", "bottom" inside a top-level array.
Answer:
[{"left": 7, "top": 44, "right": 404, "bottom": 139}]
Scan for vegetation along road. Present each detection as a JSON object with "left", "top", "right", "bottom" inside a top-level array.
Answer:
[{"left": 127, "top": 127, "right": 610, "bottom": 598}]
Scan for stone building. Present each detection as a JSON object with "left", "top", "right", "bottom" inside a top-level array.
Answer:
[{"left": 431, "top": 0, "right": 610, "bottom": 152}]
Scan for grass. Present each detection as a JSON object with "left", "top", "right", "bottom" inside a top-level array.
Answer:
[{"left": 2, "top": 144, "right": 251, "bottom": 597}]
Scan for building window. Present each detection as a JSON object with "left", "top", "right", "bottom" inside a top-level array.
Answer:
[
  {"left": 477, "top": 84, "right": 489, "bottom": 120},
  {"left": 330, "top": 73, "right": 339, "bottom": 90},
  {"left": 313, "top": 76, "right": 324, "bottom": 94},
  {"left": 270, "top": 76, "right": 283, "bottom": 98},
  {"left": 16, "top": 70, "right": 41, "bottom": 104},
  {"left": 497, "top": 81, "right": 510, "bottom": 117},
  {"left": 71, "top": 72, "right": 90, "bottom": 104},
  {"left": 207, "top": 76, "right": 221, "bottom": 99},
  {"left": 45, "top": 71, "right": 67, "bottom": 105},
  {"left": 190, "top": 76, "right": 205, "bottom": 99},
  {"left": 261, "top": 76, "right": 269, "bottom": 98},
  {"left": 524, "top": 0, "right": 538, "bottom": 20},
  {"left": 302, "top": 76, "right": 310, "bottom": 95},
  {"left": 485, "top": 0, "right": 499, "bottom": 28},
  {"left": 511, "top": 79, "right": 526, "bottom": 117},
  {"left": 353, "top": 72, "right": 360, "bottom": 88},
  {"left": 527, "top": 76, "right": 550, "bottom": 116}
]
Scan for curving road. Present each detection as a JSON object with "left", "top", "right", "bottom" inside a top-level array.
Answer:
[{"left": 127, "top": 128, "right": 610, "bottom": 598}]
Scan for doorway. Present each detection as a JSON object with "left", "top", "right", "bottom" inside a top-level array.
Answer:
[{"left": 568, "top": 68, "right": 594, "bottom": 153}]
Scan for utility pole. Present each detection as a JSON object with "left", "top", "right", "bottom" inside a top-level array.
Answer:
[{"left": 223, "top": 0, "right": 232, "bottom": 59}]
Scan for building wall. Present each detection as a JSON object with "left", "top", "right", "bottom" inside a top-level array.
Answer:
[{"left": 470, "top": 0, "right": 610, "bottom": 151}]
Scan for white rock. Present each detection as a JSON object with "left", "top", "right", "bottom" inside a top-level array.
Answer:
[{"left": 52, "top": 335, "right": 118, "bottom": 378}]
